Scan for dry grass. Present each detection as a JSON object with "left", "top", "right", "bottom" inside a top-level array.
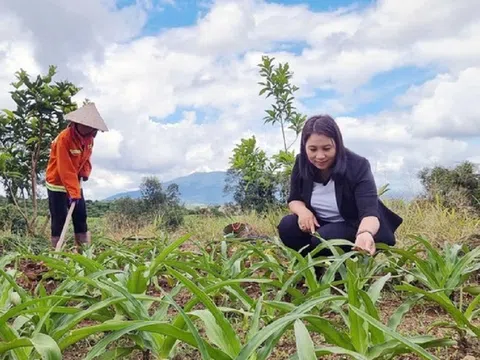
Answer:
[
  {"left": 386, "top": 199, "right": 480, "bottom": 248},
  {"left": 98, "top": 199, "right": 480, "bottom": 250}
]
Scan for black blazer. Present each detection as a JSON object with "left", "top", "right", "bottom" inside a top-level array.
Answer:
[{"left": 287, "top": 150, "right": 403, "bottom": 246}]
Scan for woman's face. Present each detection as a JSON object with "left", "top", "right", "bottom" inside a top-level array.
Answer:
[
  {"left": 305, "top": 133, "right": 336, "bottom": 170},
  {"left": 75, "top": 123, "right": 98, "bottom": 138}
]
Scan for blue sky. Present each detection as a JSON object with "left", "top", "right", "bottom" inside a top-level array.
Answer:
[
  {"left": 1, "top": 0, "right": 478, "bottom": 200},
  {"left": 121, "top": 0, "right": 439, "bottom": 120},
  {"left": 117, "top": 0, "right": 376, "bottom": 35}
]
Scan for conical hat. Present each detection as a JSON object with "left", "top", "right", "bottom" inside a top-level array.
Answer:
[{"left": 64, "top": 102, "right": 109, "bottom": 132}]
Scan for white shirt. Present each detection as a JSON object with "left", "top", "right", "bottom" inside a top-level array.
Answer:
[{"left": 310, "top": 179, "right": 344, "bottom": 223}]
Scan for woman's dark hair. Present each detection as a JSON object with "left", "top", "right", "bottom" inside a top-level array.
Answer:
[{"left": 298, "top": 114, "right": 347, "bottom": 180}]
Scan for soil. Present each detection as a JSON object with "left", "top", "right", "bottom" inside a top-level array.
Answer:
[
  {"left": 10, "top": 258, "right": 60, "bottom": 294},
  {"left": 7, "top": 256, "right": 480, "bottom": 360}
]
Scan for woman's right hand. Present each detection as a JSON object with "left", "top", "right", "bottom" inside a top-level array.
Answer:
[{"left": 297, "top": 209, "right": 320, "bottom": 234}]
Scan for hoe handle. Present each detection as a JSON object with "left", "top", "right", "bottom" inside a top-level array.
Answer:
[{"left": 55, "top": 201, "right": 76, "bottom": 252}]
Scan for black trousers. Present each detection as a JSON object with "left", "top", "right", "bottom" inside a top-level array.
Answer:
[
  {"left": 47, "top": 189, "right": 88, "bottom": 237},
  {"left": 277, "top": 213, "right": 395, "bottom": 256},
  {"left": 277, "top": 213, "right": 356, "bottom": 256}
]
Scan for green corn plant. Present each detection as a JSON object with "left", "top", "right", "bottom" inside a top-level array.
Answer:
[
  {"left": 269, "top": 258, "right": 456, "bottom": 360},
  {"left": 380, "top": 235, "right": 480, "bottom": 296},
  {"left": 396, "top": 283, "right": 480, "bottom": 338}
]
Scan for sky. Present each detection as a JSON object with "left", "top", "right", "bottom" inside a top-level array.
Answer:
[{"left": 0, "top": 0, "right": 479, "bottom": 200}]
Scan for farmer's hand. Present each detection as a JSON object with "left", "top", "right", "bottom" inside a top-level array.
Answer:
[
  {"left": 68, "top": 197, "right": 80, "bottom": 206},
  {"left": 354, "top": 231, "right": 376, "bottom": 256},
  {"left": 297, "top": 209, "right": 319, "bottom": 234}
]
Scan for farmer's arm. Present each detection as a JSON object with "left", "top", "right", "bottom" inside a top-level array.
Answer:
[
  {"left": 79, "top": 158, "right": 92, "bottom": 180},
  {"left": 56, "top": 136, "right": 81, "bottom": 199}
]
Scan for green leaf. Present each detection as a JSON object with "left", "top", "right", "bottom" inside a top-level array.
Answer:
[
  {"left": 367, "top": 273, "right": 391, "bottom": 304},
  {"left": 387, "top": 295, "right": 423, "bottom": 332},
  {"left": 247, "top": 296, "right": 263, "bottom": 342},
  {"left": 465, "top": 294, "right": 480, "bottom": 321},
  {"left": 359, "top": 291, "right": 385, "bottom": 345},
  {"left": 349, "top": 305, "right": 440, "bottom": 359},
  {"left": 346, "top": 260, "right": 367, "bottom": 354},
  {"left": 396, "top": 283, "right": 480, "bottom": 336},
  {"left": 26, "top": 136, "right": 39, "bottom": 145},
  {"left": 188, "top": 309, "right": 227, "bottom": 358},
  {"left": 167, "top": 266, "right": 242, "bottom": 357},
  {"left": 0, "top": 333, "right": 61, "bottom": 360},
  {"left": 126, "top": 264, "right": 150, "bottom": 294},
  {"left": 61, "top": 320, "right": 230, "bottom": 360},
  {"left": 1, "top": 109, "right": 15, "bottom": 119},
  {"left": 367, "top": 337, "right": 456, "bottom": 358},
  {"left": 290, "top": 347, "right": 367, "bottom": 360},
  {"left": 463, "top": 285, "right": 480, "bottom": 295},
  {"left": 97, "top": 347, "right": 135, "bottom": 360},
  {"left": 149, "top": 234, "right": 191, "bottom": 276},
  {"left": 293, "top": 319, "right": 317, "bottom": 360},
  {"left": 161, "top": 290, "right": 212, "bottom": 360}
]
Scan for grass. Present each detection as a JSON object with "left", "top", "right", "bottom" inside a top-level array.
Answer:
[
  {"left": 0, "top": 199, "right": 479, "bottom": 360},
  {"left": 93, "top": 199, "right": 480, "bottom": 248}
]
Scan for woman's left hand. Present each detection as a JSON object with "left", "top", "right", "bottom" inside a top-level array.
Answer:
[{"left": 354, "top": 232, "right": 376, "bottom": 256}]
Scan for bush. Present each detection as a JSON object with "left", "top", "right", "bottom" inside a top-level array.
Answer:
[
  {"left": 418, "top": 161, "right": 480, "bottom": 213},
  {"left": 156, "top": 204, "right": 185, "bottom": 231},
  {"left": 0, "top": 204, "right": 28, "bottom": 234}
]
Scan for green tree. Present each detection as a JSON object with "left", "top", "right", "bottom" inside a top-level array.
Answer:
[
  {"left": 0, "top": 65, "right": 80, "bottom": 235},
  {"left": 224, "top": 136, "right": 278, "bottom": 212},
  {"left": 225, "top": 55, "right": 307, "bottom": 211},
  {"left": 418, "top": 161, "right": 480, "bottom": 211},
  {"left": 258, "top": 56, "right": 306, "bottom": 202},
  {"left": 139, "top": 176, "right": 184, "bottom": 230},
  {"left": 258, "top": 55, "right": 306, "bottom": 152},
  {"left": 140, "top": 176, "right": 167, "bottom": 213}
]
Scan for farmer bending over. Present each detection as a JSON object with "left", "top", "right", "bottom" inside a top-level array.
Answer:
[
  {"left": 277, "top": 115, "right": 402, "bottom": 257},
  {"left": 45, "top": 103, "right": 108, "bottom": 249}
]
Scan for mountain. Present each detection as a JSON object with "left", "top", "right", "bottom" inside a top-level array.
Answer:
[{"left": 105, "top": 171, "right": 233, "bottom": 206}]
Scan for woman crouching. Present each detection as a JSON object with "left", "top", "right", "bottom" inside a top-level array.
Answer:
[{"left": 277, "top": 115, "right": 403, "bottom": 256}]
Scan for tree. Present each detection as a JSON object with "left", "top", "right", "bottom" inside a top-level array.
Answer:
[
  {"left": 140, "top": 176, "right": 167, "bottom": 212},
  {"left": 418, "top": 161, "right": 480, "bottom": 212},
  {"left": 165, "top": 183, "right": 181, "bottom": 205},
  {"left": 258, "top": 56, "right": 306, "bottom": 202},
  {"left": 139, "top": 176, "right": 185, "bottom": 230},
  {"left": 224, "top": 136, "right": 278, "bottom": 213},
  {"left": 0, "top": 65, "right": 80, "bottom": 235},
  {"left": 225, "top": 55, "right": 307, "bottom": 211},
  {"left": 258, "top": 55, "right": 306, "bottom": 152}
]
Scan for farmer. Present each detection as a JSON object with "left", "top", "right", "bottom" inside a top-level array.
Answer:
[
  {"left": 277, "top": 115, "right": 402, "bottom": 257},
  {"left": 45, "top": 102, "right": 108, "bottom": 249}
]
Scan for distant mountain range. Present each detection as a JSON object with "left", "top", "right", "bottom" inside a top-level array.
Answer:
[
  {"left": 105, "top": 170, "right": 414, "bottom": 206},
  {"left": 105, "top": 171, "right": 233, "bottom": 206}
]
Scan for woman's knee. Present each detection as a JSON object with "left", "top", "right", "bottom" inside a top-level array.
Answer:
[
  {"left": 374, "top": 223, "right": 396, "bottom": 246},
  {"left": 277, "top": 214, "right": 300, "bottom": 238},
  {"left": 374, "top": 231, "right": 395, "bottom": 246},
  {"left": 317, "top": 222, "right": 356, "bottom": 241}
]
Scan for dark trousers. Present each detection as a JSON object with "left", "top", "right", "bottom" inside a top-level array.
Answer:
[
  {"left": 277, "top": 214, "right": 356, "bottom": 256},
  {"left": 47, "top": 189, "right": 88, "bottom": 237},
  {"left": 277, "top": 213, "right": 395, "bottom": 256}
]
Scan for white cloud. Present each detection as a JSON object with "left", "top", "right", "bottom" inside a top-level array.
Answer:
[
  {"left": 92, "top": 129, "right": 124, "bottom": 161},
  {"left": 0, "top": 0, "right": 148, "bottom": 81},
  {"left": 407, "top": 67, "right": 480, "bottom": 138},
  {"left": 82, "top": 167, "right": 136, "bottom": 200},
  {"left": 1, "top": 0, "right": 480, "bottom": 200}
]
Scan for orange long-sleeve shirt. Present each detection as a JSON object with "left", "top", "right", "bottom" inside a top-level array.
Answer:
[{"left": 45, "top": 126, "right": 94, "bottom": 199}]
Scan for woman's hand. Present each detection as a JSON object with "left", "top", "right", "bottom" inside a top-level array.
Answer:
[
  {"left": 354, "top": 231, "right": 376, "bottom": 256},
  {"left": 297, "top": 209, "right": 320, "bottom": 234}
]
